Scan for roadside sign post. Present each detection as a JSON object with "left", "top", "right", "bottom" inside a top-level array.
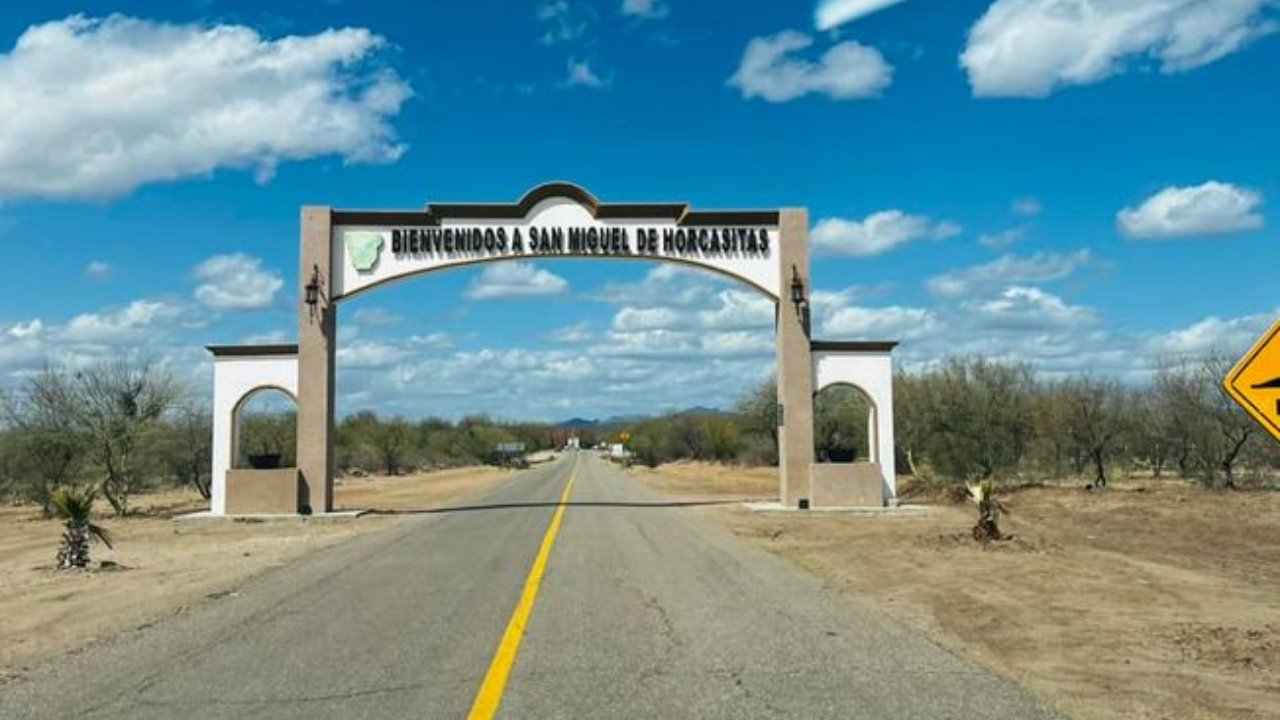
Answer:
[{"left": 1224, "top": 319, "right": 1280, "bottom": 443}]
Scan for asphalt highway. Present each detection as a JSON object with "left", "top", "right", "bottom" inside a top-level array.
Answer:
[{"left": 0, "top": 453, "right": 1062, "bottom": 719}]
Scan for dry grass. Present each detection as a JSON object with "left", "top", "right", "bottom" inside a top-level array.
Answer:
[
  {"left": 0, "top": 466, "right": 510, "bottom": 675},
  {"left": 634, "top": 463, "right": 1280, "bottom": 720},
  {"left": 627, "top": 460, "right": 778, "bottom": 501}
]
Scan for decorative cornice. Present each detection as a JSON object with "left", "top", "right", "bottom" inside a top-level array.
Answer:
[
  {"left": 331, "top": 181, "right": 780, "bottom": 227},
  {"left": 207, "top": 344, "right": 299, "bottom": 357},
  {"left": 810, "top": 341, "right": 899, "bottom": 353}
]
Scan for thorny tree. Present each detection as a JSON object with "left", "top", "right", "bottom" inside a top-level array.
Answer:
[
  {"left": 1, "top": 367, "right": 86, "bottom": 514},
  {"left": 73, "top": 359, "right": 177, "bottom": 516}
]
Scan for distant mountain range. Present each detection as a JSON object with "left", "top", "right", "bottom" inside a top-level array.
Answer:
[{"left": 554, "top": 406, "right": 728, "bottom": 428}]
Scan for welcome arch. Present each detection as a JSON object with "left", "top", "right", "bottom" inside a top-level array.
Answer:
[{"left": 209, "top": 183, "right": 897, "bottom": 514}]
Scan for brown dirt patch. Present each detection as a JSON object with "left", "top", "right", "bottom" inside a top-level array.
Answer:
[
  {"left": 0, "top": 466, "right": 510, "bottom": 674},
  {"left": 634, "top": 463, "right": 1280, "bottom": 720},
  {"left": 627, "top": 460, "right": 777, "bottom": 501}
]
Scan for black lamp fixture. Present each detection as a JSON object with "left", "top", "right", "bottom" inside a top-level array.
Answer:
[
  {"left": 304, "top": 265, "right": 321, "bottom": 307},
  {"left": 789, "top": 264, "right": 806, "bottom": 309},
  {"left": 790, "top": 264, "right": 811, "bottom": 335}
]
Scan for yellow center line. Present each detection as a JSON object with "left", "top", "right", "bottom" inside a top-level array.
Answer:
[{"left": 466, "top": 459, "right": 578, "bottom": 720}]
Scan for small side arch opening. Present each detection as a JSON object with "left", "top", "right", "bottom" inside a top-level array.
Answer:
[
  {"left": 814, "top": 382, "right": 878, "bottom": 464},
  {"left": 231, "top": 386, "right": 298, "bottom": 470}
]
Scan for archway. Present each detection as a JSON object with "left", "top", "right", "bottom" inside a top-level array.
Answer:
[
  {"left": 296, "top": 183, "right": 815, "bottom": 512},
  {"left": 810, "top": 341, "right": 898, "bottom": 506},
  {"left": 814, "top": 383, "right": 877, "bottom": 464},
  {"left": 232, "top": 387, "right": 297, "bottom": 470},
  {"left": 208, "top": 345, "right": 299, "bottom": 515},
  {"left": 203, "top": 184, "right": 902, "bottom": 515}
]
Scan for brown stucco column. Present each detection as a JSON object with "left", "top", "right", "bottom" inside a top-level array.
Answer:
[
  {"left": 776, "top": 209, "right": 814, "bottom": 507},
  {"left": 296, "top": 207, "right": 336, "bottom": 514}
]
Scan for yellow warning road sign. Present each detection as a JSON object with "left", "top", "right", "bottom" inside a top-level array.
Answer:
[{"left": 1224, "top": 319, "right": 1280, "bottom": 443}]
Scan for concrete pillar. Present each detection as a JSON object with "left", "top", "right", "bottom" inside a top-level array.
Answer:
[
  {"left": 776, "top": 209, "right": 814, "bottom": 507},
  {"left": 296, "top": 207, "right": 336, "bottom": 514}
]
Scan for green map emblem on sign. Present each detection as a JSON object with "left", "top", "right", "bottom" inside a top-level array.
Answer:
[{"left": 345, "top": 231, "right": 385, "bottom": 272}]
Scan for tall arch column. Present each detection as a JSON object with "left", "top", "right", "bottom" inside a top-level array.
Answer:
[
  {"left": 297, "top": 206, "right": 337, "bottom": 514},
  {"left": 776, "top": 209, "right": 814, "bottom": 507}
]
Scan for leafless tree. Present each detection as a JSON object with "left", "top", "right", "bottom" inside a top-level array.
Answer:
[
  {"left": 162, "top": 402, "right": 212, "bottom": 499},
  {"left": 372, "top": 417, "right": 413, "bottom": 475},
  {"left": 72, "top": 359, "right": 178, "bottom": 516},
  {"left": 926, "top": 357, "right": 1035, "bottom": 481},
  {"left": 1061, "top": 376, "right": 1130, "bottom": 488},
  {"left": 1, "top": 367, "right": 86, "bottom": 513},
  {"left": 1153, "top": 355, "right": 1258, "bottom": 488}
]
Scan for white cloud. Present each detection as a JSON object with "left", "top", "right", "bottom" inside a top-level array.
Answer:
[
  {"left": 609, "top": 289, "right": 772, "bottom": 334},
  {"left": 816, "top": 0, "right": 913, "bottom": 30},
  {"left": 728, "top": 31, "right": 892, "bottom": 102},
  {"left": 812, "top": 210, "right": 960, "bottom": 256},
  {"left": 593, "top": 327, "right": 774, "bottom": 360},
  {"left": 962, "top": 0, "right": 1280, "bottom": 97},
  {"left": 622, "top": 0, "right": 669, "bottom": 19},
  {"left": 539, "top": 1, "right": 591, "bottom": 44},
  {"left": 84, "top": 260, "right": 114, "bottom": 278},
  {"left": 7, "top": 319, "right": 43, "bottom": 339},
  {"left": 595, "top": 264, "right": 718, "bottom": 306},
  {"left": 337, "top": 340, "right": 410, "bottom": 369},
  {"left": 408, "top": 332, "right": 454, "bottom": 350},
  {"left": 62, "top": 299, "right": 182, "bottom": 343},
  {"left": 613, "top": 306, "right": 683, "bottom": 331},
  {"left": 0, "top": 15, "right": 411, "bottom": 201},
  {"left": 1012, "top": 198, "right": 1042, "bottom": 216},
  {"left": 978, "top": 226, "right": 1026, "bottom": 249},
  {"left": 1118, "top": 181, "right": 1264, "bottom": 238},
  {"left": 352, "top": 307, "right": 401, "bottom": 326},
  {"left": 564, "top": 59, "right": 609, "bottom": 88},
  {"left": 822, "top": 305, "right": 937, "bottom": 340},
  {"left": 241, "top": 330, "right": 291, "bottom": 345},
  {"left": 698, "top": 290, "right": 775, "bottom": 330},
  {"left": 810, "top": 285, "right": 882, "bottom": 325},
  {"left": 465, "top": 262, "right": 569, "bottom": 300},
  {"left": 544, "top": 322, "right": 594, "bottom": 343},
  {"left": 1147, "top": 309, "right": 1276, "bottom": 356},
  {"left": 970, "top": 286, "right": 1096, "bottom": 330},
  {"left": 926, "top": 250, "right": 1093, "bottom": 297},
  {"left": 193, "top": 253, "right": 283, "bottom": 311}
]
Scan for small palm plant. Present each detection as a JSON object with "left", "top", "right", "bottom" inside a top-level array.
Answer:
[
  {"left": 968, "top": 480, "right": 1009, "bottom": 547},
  {"left": 50, "top": 486, "right": 113, "bottom": 569}
]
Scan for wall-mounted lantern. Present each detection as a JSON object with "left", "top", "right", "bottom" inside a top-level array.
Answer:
[{"left": 304, "top": 265, "right": 321, "bottom": 307}]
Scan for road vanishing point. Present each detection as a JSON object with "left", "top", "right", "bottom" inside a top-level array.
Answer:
[{"left": 1, "top": 454, "right": 1061, "bottom": 719}]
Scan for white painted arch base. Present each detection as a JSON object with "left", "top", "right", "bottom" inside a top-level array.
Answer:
[
  {"left": 208, "top": 345, "right": 299, "bottom": 516},
  {"left": 811, "top": 341, "right": 898, "bottom": 503}
]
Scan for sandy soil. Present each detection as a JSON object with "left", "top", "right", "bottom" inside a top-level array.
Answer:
[
  {"left": 628, "top": 460, "right": 778, "bottom": 501},
  {"left": 633, "top": 463, "right": 1279, "bottom": 720},
  {"left": 0, "top": 466, "right": 510, "bottom": 677}
]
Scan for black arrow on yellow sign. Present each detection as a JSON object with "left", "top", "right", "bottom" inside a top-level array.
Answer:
[{"left": 1253, "top": 377, "right": 1280, "bottom": 415}]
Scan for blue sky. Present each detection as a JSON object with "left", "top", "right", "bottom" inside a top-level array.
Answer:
[{"left": 0, "top": 0, "right": 1276, "bottom": 420}]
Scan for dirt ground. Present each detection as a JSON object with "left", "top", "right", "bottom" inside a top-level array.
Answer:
[
  {"left": 0, "top": 466, "right": 509, "bottom": 677},
  {"left": 633, "top": 463, "right": 1279, "bottom": 720}
]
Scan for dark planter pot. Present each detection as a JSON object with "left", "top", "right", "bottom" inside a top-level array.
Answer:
[
  {"left": 825, "top": 447, "right": 857, "bottom": 463},
  {"left": 247, "top": 453, "right": 283, "bottom": 469}
]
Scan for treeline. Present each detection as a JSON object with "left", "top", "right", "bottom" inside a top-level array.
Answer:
[
  {"left": 628, "top": 354, "right": 1279, "bottom": 489},
  {"left": 3, "top": 354, "right": 1276, "bottom": 516},
  {"left": 0, "top": 361, "right": 574, "bottom": 516},
  {"left": 895, "top": 355, "right": 1277, "bottom": 488},
  {"left": 0, "top": 361, "right": 205, "bottom": 516}
]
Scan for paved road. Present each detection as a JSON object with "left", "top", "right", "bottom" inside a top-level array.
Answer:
[{"left": 1, "top": 454, "right": 1062, "bottom": 719}]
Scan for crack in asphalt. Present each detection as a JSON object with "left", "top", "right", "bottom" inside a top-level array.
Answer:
[
  {"left": 634, "top": 587, "right": 682, "bottom": 686},
  {"left": 704, "top": 666, "right": 789, "bottom": 718}
]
